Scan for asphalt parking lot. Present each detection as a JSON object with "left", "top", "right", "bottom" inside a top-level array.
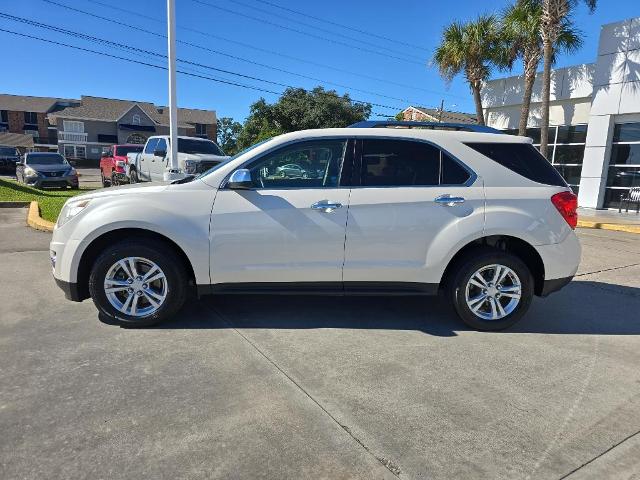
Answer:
[{"left": 1, "top": 208, "right": 639, "bottom": 479}]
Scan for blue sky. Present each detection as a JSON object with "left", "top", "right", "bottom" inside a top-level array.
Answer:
[{"left": 1, "top": 0, "right": 639, "bottom": 122}]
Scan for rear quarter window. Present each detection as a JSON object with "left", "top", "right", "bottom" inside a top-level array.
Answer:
[{"left": 465, "top": 142, "right": 567, "bottom": 187}]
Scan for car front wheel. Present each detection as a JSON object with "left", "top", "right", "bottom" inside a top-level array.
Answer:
[
  {"left": 449, "top": 250, "right": 533, "bottom": 331},
  {"left": 129, "top": 169, "right": 139, "bottom": 184},
  {"left": 88, "top": 239, "right": 188, "bottom": 327}
]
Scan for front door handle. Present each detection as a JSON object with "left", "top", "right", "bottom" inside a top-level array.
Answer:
[
  {"left": 434, "top": 194, "right": 465, "bottom": 206},
  {"left": 311, "top": 201, "right": 342, "bottom": 213}
]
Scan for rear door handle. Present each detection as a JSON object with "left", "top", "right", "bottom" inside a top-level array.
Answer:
[
  {"left": 311, "top": 201, "right": 342, "bottom": 213},
  {"left": 434, "top": 194, "right": 465, "bottom": 206}
]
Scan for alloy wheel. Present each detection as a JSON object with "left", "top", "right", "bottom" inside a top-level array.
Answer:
[
  {"left": 103, "top": 257, "right": 167, "bottom": 317},
  {"left": 464, "top": 264, "right": 522, "bottom": 320}
]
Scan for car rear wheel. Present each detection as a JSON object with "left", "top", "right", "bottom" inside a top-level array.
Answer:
[
  {"left": 448, "top": 250, "right": 533, "bottom": 331},
  {"left": 88, "top": 239, "right": 188, "bottom": 327}
]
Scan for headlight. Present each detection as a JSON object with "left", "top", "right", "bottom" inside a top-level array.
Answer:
[
  {"left": 66, "top": 167, "right": 77, "bottom": 176},
  {"left": 115, "top": 160, "right": 125, "bottom": 168},
  {"left": 24, "top": 166, "right": 38, "bottom": 176},
  {"left": 184, "top": 160, "right": 197, "bottom": 174},
  {"left": 57, "top": 199, "right": 90, "bottom": 227}
]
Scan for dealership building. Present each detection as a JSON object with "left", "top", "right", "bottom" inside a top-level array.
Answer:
[{"left": 482, "top": 16, "right": 640, "bottom": 209}]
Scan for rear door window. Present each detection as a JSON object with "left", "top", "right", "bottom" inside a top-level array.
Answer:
[
  {"left": 465, "top": 142, "right": 567, "bottom": 187},
  {"left": 360, "top": 139, "right": 470, "bottom": 186}
]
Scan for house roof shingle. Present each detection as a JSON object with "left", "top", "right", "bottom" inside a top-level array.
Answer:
[
  {"left": 405, "top": 106, "right": 477, "bottom": 124},
  {"left": 0, "top": 94, "right": 70, "bottom": 113},
  {"left": 49, "top": 96, "right": 215, "bottom": 127}
]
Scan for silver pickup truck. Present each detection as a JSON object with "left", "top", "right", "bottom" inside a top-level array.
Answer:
[{"left": 126, "top": 135, "right": 229, "bottom": 182}]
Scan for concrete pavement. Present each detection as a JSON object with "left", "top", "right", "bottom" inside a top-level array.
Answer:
[{"left": 1, "top": 212, "right": 639, "bottom": 479}]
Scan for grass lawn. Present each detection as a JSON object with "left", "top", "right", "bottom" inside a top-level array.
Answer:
[{"left": 0, "top": 178, "right": 94, "bottom": 222}]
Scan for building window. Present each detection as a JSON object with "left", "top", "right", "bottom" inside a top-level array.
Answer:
[
  {"left": 126, "top": 133, "right": 147, "bottom": 144},
  {"left": 504, "top": 125, "right": 587, "bottom": 194},
  {"left": 63, "top": 120, "right": 84, "bottom": 133},
  {"left": 603, "top": 122, "right": 640, "bottom": 209},
  {"left": 0, "top": 110, "right": 7, "bottom": 131},
  {"left": 24, "top": 111, "right": 38, "bottom": 125},
  {"left": 195, "top": 123, "right": 207, "bottom": 138},
  {"left": 63, "top": 144, "right": 86, "bottom": 159},
  {"left": 132, "top": 114, "right": 141, "bottom": 125}
]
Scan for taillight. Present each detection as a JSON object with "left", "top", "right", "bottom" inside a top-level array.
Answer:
[{"left": 551, "top": 191, "right": 578, "bottom": 229}]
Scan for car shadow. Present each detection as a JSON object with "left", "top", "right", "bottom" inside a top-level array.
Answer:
[{"left": 101, "top": 280, "right": 640, "bottom": 336}]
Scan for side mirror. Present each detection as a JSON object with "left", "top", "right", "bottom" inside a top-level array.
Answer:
[
  {"left": 154, "top": 148, "right": 166, "bottom": 158},
  {"left": 227, "top": 169, "right": 252, "bottom": 189}
]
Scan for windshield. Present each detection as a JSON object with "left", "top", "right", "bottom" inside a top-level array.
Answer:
[
  {"left": 26, "top": 153, "right": 66, "bottom": 165},
  {"left": 0, "top": 147, "right": 18, "bottom": 156},
  {"left": 177, "top": 138, "right": 224, "bottom": 156},
  {"left": 195, "top": 138, "right": 271, "bottom": 180},
  {"left": 115, "top": 145, "right": 143, "bottom": 156}
]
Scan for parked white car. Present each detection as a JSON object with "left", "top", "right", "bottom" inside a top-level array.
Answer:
[
  {"left": 126, "top": 135, "right": 228, "bottom": 183},
  {"left": 50, "top": 124, "right": 581, "bottom": 330}
]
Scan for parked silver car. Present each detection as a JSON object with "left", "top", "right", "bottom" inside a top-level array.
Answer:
[{"left": 16, "top": 152, "right": 79, "bottom": 189}]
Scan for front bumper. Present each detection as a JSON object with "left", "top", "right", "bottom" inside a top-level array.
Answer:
[
  {"left": 540, "top": 275, "right": 574, "bottom": 296},
  {"left": 26, "top": 175, "right": 79, "bottom": 188},
  {"left": 54, "top": 278, "right": 85, "bottom": 302}
]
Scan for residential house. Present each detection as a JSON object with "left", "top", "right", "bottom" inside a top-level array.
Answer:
[
  {"left": 49, "top": 96, "right": 217, "bottom": 164},
  {"left": 400, "top": 106, "right": 477, "bottom": 124},
  {"left": 0, "top": 94, "right": 217, "bottom": 164},
  {"left": 0, "top": 94, "right": 77, "bottom": 153}
]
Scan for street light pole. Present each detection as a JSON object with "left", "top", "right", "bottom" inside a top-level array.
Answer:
[{"left": 165, "top": 0, "right": 179, "bottom": 181}]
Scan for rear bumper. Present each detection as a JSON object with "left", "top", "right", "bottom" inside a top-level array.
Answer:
[{"left": 540, "top": 275, "right": 574, "bottom": 297}]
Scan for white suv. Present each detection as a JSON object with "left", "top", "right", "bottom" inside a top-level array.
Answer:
[{"left": 50, "top": 124, "right": 581, "bottom": 331}]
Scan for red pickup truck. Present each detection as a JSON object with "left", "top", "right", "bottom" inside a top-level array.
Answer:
[{"left": 99, "top": 144, "right": 143, "bottom": 187}]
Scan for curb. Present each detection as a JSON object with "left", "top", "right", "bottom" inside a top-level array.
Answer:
[
  {"left": 0, "top": 201, "right": 30, "bottom": 208},
  {"left": 577, "top": 220, "right": 640, "bottom": 234},
  {"left": 27, "top": 201, "right": 55, "bottom": 232}
]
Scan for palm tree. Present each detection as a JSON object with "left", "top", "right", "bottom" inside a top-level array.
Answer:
[
  {"left": 539, "top": 0, "right": 596, "bottom": 157},
  {"left": 502, "top": 0, "right": 583, "bottom": 137},
  {"left": 434, "top": 15, "right": 503, "bottom": 126}
]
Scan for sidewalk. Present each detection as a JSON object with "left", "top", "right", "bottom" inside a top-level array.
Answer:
[{"left": 577, "top": 207, "right": 640, "bottom": 233}]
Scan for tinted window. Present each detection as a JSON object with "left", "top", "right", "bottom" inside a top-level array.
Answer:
[
  {"left": 144, "top": 138, "right": 159, "bottom": 154},
  {"left": 465, "top": 142, "right": 567, "bottom": 187},
  {"left": 26, "top": 153, "right": 66, "bottom": 165},
  {"left": 0, "top": 146, "right": 18, "bottom": 156},
  {"left": 114, "top": 145, "right": 143, "bottom": 157},
  {"left": 610, "top": 144, "right": 640, "bottom": 165},
  {"left": 177, "top": 138, "right": 223, "bottom": 155},
  {"left": 556, "top": 125, "right": 587, "bottom": 144},
  {"left": 441, "top": 153, "right": 471, "bottom": 184},
  {"left": 613, "top": 123, "right": 640, "bottom": 143},
  {"left": 245, "top": 139, "right": 347, "bottom": 189},
  {"left": 361, "top": 139, "right": 440, "bottom": 186},
  {"left": 360, "top": 139, "right": 470, "bottom": 187}
]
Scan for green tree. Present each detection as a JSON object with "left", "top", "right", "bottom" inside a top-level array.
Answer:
[
  {"left": 237, "top": 87, "right": 371, "bottom": 149},
  {"left": 502, "top": 0, "right": 582, "bottom": 136},
  {"left": 539, "top": 0, "right": 596, "bottom": 156},
  {"left": 433, "top": 15, "right": 504, "bottom": 126},
  {"left": 216, "top": 117, "right": 243, "bottom": 155}
]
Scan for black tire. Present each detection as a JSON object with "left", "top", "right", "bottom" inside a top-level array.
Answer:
[
  {"left": 111, "top": 171, "right": 119, "bottom": 187},
  {"left": 448, "top": 249, "right": 533, "bottom": 331},
  {"left": 101, "top": 172, "right": 109, "bottom": 187},
  {"left": 129, "top": 168, "right": 139, "bottom": 184},
  {"left": 88, "top": 239, "right": 189, "bottom": 327}
]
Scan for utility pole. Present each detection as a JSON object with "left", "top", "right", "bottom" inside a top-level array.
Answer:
[
  {"left": 165, "top": 0, "right": 179, "bottom": 181},
  {"left": 438, "top": 99, "right": 444, "bottom": 123}
]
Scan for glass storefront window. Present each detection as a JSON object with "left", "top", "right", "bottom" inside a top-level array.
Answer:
[
  {"left": 603, "top": 122, "right": 640, "bottom": 209},
  {"left": 556, "top": 125, "right": 587, "bottom": 144},
  {"left": 554, "top": 145, "right": 585, "bottom": 165}
]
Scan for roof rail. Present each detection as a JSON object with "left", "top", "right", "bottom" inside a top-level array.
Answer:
[{"left": 348, "top": 120, "right": 502, "bottom": 134}]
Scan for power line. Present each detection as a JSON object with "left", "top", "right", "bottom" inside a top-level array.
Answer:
[
  {"left": 0, "top": 11, "right": 403, "bottom": 111},
  {"left": 83, "top": 0, "right": 462, "bottom": 100},
  {"left": 250, "top": 0, "right": 429, "bottom": 52},
  {"left": 222, "top": 0, "right": 425, "bottom": 60},
  {"left": 43, "top": 0, "right": 439, "bottom": 107},
  {"left": 189, "top": 0, "right": 424, "bottom": 65}
]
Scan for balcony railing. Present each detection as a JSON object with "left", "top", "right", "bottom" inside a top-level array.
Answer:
[{"left": 58, "top": 131, "right": 88, "bottom": 142}]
